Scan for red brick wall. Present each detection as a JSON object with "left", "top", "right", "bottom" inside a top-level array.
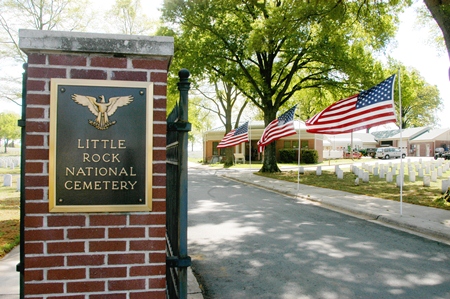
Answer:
[{"left": 23, "top": 53, "right": 168, "bottom": 298}]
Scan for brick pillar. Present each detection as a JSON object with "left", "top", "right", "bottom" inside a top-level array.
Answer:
[{"left": 19, "top": 29, "right": 172, "bottom": 298}]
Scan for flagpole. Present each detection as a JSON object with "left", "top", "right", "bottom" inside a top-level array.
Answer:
[
  {"left": 351, "top": 132, "right": 354, "bottom": 161},
  {"left": 249, "top": 119, "right": 252, "bottom": 171},
  {"left": 297, "top": 118, "right": 301, "bottom": 191},
  {"left": 398, "top": 69, "right": 403, "bottom": 216}
]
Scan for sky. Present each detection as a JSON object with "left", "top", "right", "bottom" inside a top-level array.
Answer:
[
  {"left": 2, "top": 0, "right": 449, "bottom": 129},
  {"left": 390, "top": 3, "right": 450, "bottom": 129}
]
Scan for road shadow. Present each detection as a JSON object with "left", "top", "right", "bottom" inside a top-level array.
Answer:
[{"left": 188, "top": 170, "right": 450, "bottom": 299}]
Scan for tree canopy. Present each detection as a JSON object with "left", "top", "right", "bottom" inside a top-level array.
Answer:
[
  {"left": 388, "top": 61, "right": 442, "bottom": 129},
  {"left": 162, "top": 0, "right": 408, "bottom": 172},
  {"left": 424, "top": 0, "right": 450, "bottom": 68},
  {"left": 106, "top": 0, "right": 157, "bottom": 35},
  {"left": 0, "top": 0, "right": 92, "bottom": 62},
  {"left": 0, "top": 112, "right": 20, "bottom": 153},
  {"left": 0, "top": 0, "right": 92, "bottom": 108}
]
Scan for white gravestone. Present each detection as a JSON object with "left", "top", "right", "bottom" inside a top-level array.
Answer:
[
  {"left": 409, "top": 171, "right": 416, "bottom": 182},
  {"left": 3, "top": 174, "right": 12, "bottom": 187},
  {"left": 441, "top": 179, "right": 450, "bottom": 194},
  {"left": 316, "top": 166, "right": 322, "bottom": 176},
  {"left": 386, "top": 172, "right": 393, "bottom": 183},
  {"left": 431, "top": 170, "right": 437, "bottom": 182}
]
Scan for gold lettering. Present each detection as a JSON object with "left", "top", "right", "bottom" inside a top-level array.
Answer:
[
  {"left": 74, "top": 181, "right": 81, "bottom": 190},
  {"left": 112, "top": 153, "right": 120, "bottom": 162},
  {"left": 98, "top": 167, "right": 108, "bottom": 176},
  {"left": 102, "top": 153, "right": 110, "bottom": 162},
  {"left": 112, "top": 181, "right": 119, "bottom": 190},
  {"left": 66, "top": 167, "right": 74, "bottom": 176},
  {"left": 63, "top": 180, "right": 138, "bottom": 190},
  {"left": 65, "top": 167, "right": 138, "bottom": 177},
  {"left": 109, "top": 167, "right": 117, "bottom": 176},
  {"left": 77, "top": 139, "right": 84, "bottom": 149},
  {"left": 65, "top": 181, "right": 73, "bottom": 189},
  {"left": 103, "top": 181, "right": 110, "bottom": 189},
  {"left": 78, "top": 139, "right": 127, "bottom": 149},
  {"left": 76, "top": 168, "right": 86, "bottom": 176},
  {"left": 83, "top": 181, "right": 92, "bottom": 190},
  {"left": 85, "top": 167, "right": 93, "bottom": 175},
  {"left": 120, "top": 181, "right": 128, "bottom": 189},
  {"left": 82, "top": 153, "right": 120, "bottom": 163},
  {"left": 129, "top": 181, "right": 137, "bottom": 189},
  {"left": 91, "top": 139, "right": 99, "bottom": 148}
]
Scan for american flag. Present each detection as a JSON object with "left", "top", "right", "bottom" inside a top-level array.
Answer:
[
  {"left": 257, "top": 105, "right": 297, "bottom": 152},
  {"left": 305, "top": 75, "right": 397, "bottom": 134},
  {"left": 217, "top": 122, "right": 249, "bottom": 148}
]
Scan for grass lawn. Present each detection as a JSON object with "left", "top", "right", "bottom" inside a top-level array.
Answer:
[
  {"left": 0, "top": 157, "right": 20, "bottom": 259},
  {"left": 212, "top": 158, "right": 450, "bottom": 211}
]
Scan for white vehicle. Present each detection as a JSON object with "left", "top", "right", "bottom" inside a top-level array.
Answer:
[{"left": 376, "top": 147, "right": 405, "bottom": 159}]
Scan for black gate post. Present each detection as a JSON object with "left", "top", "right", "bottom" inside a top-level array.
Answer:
[
  {"left": 177, "top": 68, "right": 191, "bottom": 297},
  {"left": 166, "top": 69, "right": 192, "bottom": 299},
  {"left": 17, "top": 63, "right": 27, "bottom": 299}
]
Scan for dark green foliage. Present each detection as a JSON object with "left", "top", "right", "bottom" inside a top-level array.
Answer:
[
  {"left": 301, "top": 149, "right": 318, "bottom": 164},
  {"left": 279, "top": 149, "right": 296, "bottom": 163},
  {"left": 359, "top": 149, "right": 368, "bottom": 156}
]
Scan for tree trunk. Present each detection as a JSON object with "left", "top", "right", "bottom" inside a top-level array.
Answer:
[
  {"left": 259, "top": 103, "right": 281, "bottom": 173},
  {"left": 224, "top": 147, "right": 234, "bottom": 167},
  {"left": 424, "top": 0, "right": 450, "bottom": 79},
  {"left": 259, "top": 142, "right": 281, "bottom": 173}
]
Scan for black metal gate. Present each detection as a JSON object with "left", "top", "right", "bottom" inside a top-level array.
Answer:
[
  {"left": 166, "top": 69, "right": 192, "bottom": 299},
  {"left": 17, "top": 63, "right": 27, "bottom": 299}
]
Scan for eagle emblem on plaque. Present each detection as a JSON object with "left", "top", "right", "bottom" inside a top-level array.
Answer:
[{"left": 72, "top": 94, "right": 133, "bottom": 130}]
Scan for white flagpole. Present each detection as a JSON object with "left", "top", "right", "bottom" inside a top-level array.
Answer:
[
  {"left": 351, "top": 132, "right": 354, "bottom": 160},
  {"left": 249, "top": 120, "right": 252, "bottom": 171},
  {"left": 398, "top": 69, "right": 403, "bottom": 216},
  {"left": 297, "top": 118, "right": 301, "bottom": 191}
]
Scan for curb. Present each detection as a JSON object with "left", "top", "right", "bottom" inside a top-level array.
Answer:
[{"left": 223, "top": 174, "right": 450, "bottom": 245}]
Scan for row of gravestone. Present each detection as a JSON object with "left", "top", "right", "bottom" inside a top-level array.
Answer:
[
  {"left": 0, "top": 156, "right": 20, "bottom": 169},
  {"left": 348, "top": 158, "right": 450, "bottom": 192},
  {"left": 299, "top": 158, "right": 450, "bottom": 193},
  {"left": 3, "top": 174, "right": 20, "bottom": 191}
]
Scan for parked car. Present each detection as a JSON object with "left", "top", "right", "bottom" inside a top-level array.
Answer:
[
  {"left": 434, "top": 147, "right": 450, "bottom": 160},
  {"left": 366, "top": 148, "right": 378, "bottom": 158},
  {"left": 376, "top": 147, "right": 405, "bottom": 159}
]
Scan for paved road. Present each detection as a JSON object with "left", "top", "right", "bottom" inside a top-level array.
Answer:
[{"left": 188, "top": 168, "right": 450, "bottom": 299}]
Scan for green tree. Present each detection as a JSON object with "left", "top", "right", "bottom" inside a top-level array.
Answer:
[
  {"left": 107, "top": 0, "right": 157, "bottom": 35},
  {"left": 0, "top": 0, "right": 93, "bottom": 109},
  {"left": 0, "top": 0, "right": 92, "bottom": 62},
  {"left": 388, "top": 61, "right": 442, "bottom": 128},
  {"left": 189, "top": 96, "right": 213, "bottom": 152},
  {"left": 156, "top": 25, "right": 252, "bottom": 166},
  {"left": 416, "top": 2, "right": 446, "bottom": 55},
  {"left": 162, "top": 0, "right": 408, "bottom": 172},
  {"left": 0, "top": 112, "right": 20, "bottom": 153},
  {"left": 194, "top": 80, "right": 249, "bottom": 166},
  {"left": 424, "top": 0, "right": 450, "bottom": 69}
]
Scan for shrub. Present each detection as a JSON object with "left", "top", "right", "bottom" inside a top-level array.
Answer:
[
  {"left": 279, "top": 149, "right": 296, "bottom": 163},
  {"left": 301, "top": 149, "right": 318, "bottom": 164},
  {"left": 279, "top": 149, "right": 318, "bottom": 164}
]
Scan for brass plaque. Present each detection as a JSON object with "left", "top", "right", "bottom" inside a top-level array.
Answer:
[{"left": 49, "top": 79, "right": 153, "bottom": 212}]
